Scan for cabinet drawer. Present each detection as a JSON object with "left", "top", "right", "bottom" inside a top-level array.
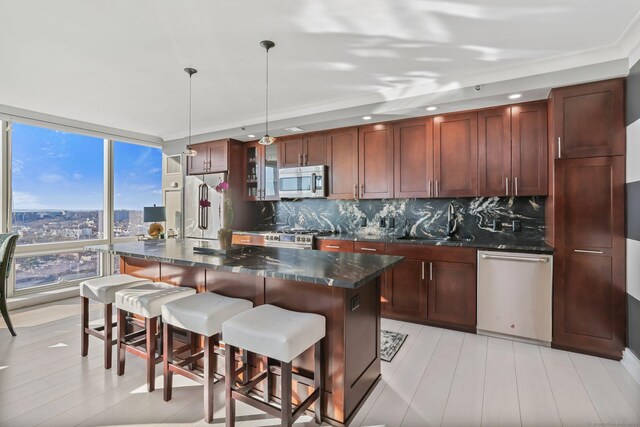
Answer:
[
  {"left": 354, "top": 242, "right": 386, "bottom": 254},
  {"left": 231, "top": 234, "right": 265, "bottom": 246},
  {"left": 317, "top": 239, "right": 354, "bottom": 252},
  {"left": 386, "top": 243, "right": 476, "bottom": 263}
]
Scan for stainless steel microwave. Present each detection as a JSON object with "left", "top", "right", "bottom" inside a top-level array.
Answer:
[{"left": 278, "top": 165, "right": 327, "bottom": 198}]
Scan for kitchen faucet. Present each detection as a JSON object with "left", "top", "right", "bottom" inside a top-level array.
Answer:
[{"left": 446, "top": 203, "right": 458, "bottom": 237}]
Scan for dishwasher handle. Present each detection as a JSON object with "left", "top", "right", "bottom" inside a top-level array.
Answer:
[{"left": 481, "top": 253, "right": 549, "bottom": 263}]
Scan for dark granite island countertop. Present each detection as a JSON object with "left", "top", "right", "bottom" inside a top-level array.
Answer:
[{"left": 86, "top": 239, "right": 403, "bottom": 289}]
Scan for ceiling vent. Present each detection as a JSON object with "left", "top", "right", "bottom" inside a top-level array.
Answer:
[{"left": 285, "top": 126, "right": 305, "bottom": 133}]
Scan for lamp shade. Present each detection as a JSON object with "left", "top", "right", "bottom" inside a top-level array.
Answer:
[{"left": 143, "top": 205, "right": 166, "bottom": 222}]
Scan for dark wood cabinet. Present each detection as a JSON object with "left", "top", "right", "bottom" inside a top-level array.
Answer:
[
  {"left": 549, "top": 79, "right": 625, "bottom": 159},
  {"left": 187, "top": 139, "right": 231, "bottom": 175},
  {"left": 428, "top": 261, "right": 476, "bottom": 328},
  {"left": 478, "top": 102, "right": 547, "bottom": 196},
  {"left": 316, "top": 239, "right": 354, "bottom": 252},
  {"left": 359, "top": 124, "right": 394, "bottom": 199},
  {"left": 393, "top": 118, "right": 434, "bottom": 198},
  {"left": 326, "top": 127, "right": 359, "bottom": 200},
  {"left": 383, "top": 259, "right": 428, "bottom": 322},
  {"left": 242, "top": 141, "right": 279, "bottom": 201},
  {"left": 433, "top": 112, "right": 478, "bottom": 197},
  {"left": 279, "top": 133, "right": 326, "bottom": 167},
  {"left": 552, "top": 156, "right": 626, "bottom": 360}
]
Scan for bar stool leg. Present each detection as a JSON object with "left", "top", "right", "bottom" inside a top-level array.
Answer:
[
  {"left": 81, "top": 297, "right": 89, "bottom": 357},
  {"left": 146, "top": 317, "right": 158, "bottom": 392},
  {"left": 104, "top": 303, "right": 113, "bottom": 369},
  {"left": 188, "top": 331, "right": 198, "bottom": 370},
  {"left": 314, "top": 340, "right": 322, "bottom": 425},
  {"left": 281, "top": 361, "right": 293, "bottom": 427},
  {"left": 204, "top": 335, "right": 216, "bottom": 423},
  {"left": 263, "top": 356, "right": 271, "bottom": 403},
  {"left": 117, "top": 308, "right": 127, "bottom": 376},
  {"left": 163, "top": 323, "right": 174, "bottom": 402},
  {"left": 225, "top": 344, "right": 236, "bottom": 427}
]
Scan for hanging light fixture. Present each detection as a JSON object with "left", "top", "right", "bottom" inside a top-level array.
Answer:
[
  {"left": 259, "top": 40, "right": 276, "bottom": 146},
  {"left": 184, "top": 67, "right": 198, "bottom": 156}
]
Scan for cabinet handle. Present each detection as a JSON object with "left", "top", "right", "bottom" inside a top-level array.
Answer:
[
  {"left": 574, "top": 249, "right": 603, "bottom": 254},
  {"left": 326, "top": 245, "right": 341, "bottom": 249},
  {"left": 299, "top": 154, "right": 303, "bottom": 166},
  {"left": 429, "top": 262, "right": 433, "bottom": 281},
  {"left": 557, "top": 137, "right": 562, "bottom": 159},
  {"left": 481, "top": 254, "right": 549, "bottom": 263},
  {"left": 303, "top": 153, "right": 308, "bottom": 166},
  {"left": 361, "top": 184, "right": 365, "bottom": 197},
  {"left": 514, "top": 177, "right": 518, "bottom": 196},
  {"left": 505, "top": 177, "right": 509, "bottom": 196},
  {"left": 421, "top": 261, "right": 425, "bottom": 280},
  {"left": 428, "top": 181, "right": 432, "bottom": 197},
  {"left": 360, "top": 247, "right": 377, "bottom": 252},
  {"left": 435, "top": 180, "right": 439, "bottom": 197},
  {"left": 354, "top": 184, "right": 358, "bottom": 198}
]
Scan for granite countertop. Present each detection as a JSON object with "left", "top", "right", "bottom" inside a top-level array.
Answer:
[{"left": 86, "top": 239, "right": 403, "bottom": 289}]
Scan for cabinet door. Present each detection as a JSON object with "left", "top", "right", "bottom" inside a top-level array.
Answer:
[
  {"left": 394, "top": 118, "right": 434, "bottom": 198},
  {"left": 553, "top": 156, "right": 625, "bottom": 359},
  {"left": 326, "top": 127, "right": 359, "bottom": 200},
  {"left": 433, "top": 112, "right": 478, "bottom": 197},
  {"left": 316, "top": 239, "right": 354, "bottom": 252},
  {"left": 478, "top": 107, "right": 511, "bottom": 196},
  {"left": 262, "top": 143, "right": 279, "bottom": 200},
  {"left": 187, "top": 143, "right": 210, "bottom": 175},
  {"left": 427, "top": 261, "right": 476, "bottom": 329},
  {"left": 384, "top": 259, "right": 427, "bottom": 321},
  {"left": 303, "top": 132, "right": 326, "bottom": 166},
  {"left": 358, "top": 124, "right": 394, "bottom": 199},
  {"left": 208, "top": 140, "right": 229, "bottom": 173},
  {"left": 551, "top": 79, "right": 625, "bottom": 159},
  {"left": 279, "top": 136, "right": 304, "bottom": 167},
  {"left": 511, "top": 102, "right": 548, "bottom": 196},
  {"left": 242, "top": 142, "right": 260, "bottom": 201}
]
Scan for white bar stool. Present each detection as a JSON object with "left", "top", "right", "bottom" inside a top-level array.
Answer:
[
  {"left": 161, "top": 292, "right": 253, "bottom": 423},
  {"left": 115, "top": 282, "right": 196, "bottom": 391},
  {"left": 80, "top": 274, "right": 151, "bottom": 369},
  {"left": 222, "top": 304, "right": 326, "bottom": 427}
]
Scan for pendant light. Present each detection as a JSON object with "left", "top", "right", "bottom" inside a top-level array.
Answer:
[
  {"left": 259, "top": 40, "right": 276, "bottom": 146},
  {"left": 184, "top": 67, "right": 198, "bottom": 156}
]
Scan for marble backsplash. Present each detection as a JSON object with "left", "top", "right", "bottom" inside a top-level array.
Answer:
[{"left": 253, "top": 197, "right": 546, "bottom": 243}]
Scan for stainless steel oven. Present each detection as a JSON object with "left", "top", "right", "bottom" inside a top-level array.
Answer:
[{"left": 278, "top": 165, "right": 327, "bottom": 198}]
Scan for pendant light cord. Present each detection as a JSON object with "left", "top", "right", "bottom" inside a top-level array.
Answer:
[
  {"left": 265, "top": 47, "right": 269, "bottom": 136},
  {"left": 189, "top": 73, "right": 193, "bottom": 145}
]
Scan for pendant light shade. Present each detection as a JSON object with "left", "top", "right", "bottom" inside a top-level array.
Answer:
[
  {"left": 184, "top": 67, "right": 198, "bottom": 155},
  {"left": 259, "top": 40, "right": 276, "bottom": 146}
]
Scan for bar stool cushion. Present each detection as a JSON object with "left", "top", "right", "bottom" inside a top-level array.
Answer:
[
  {"left": 80, "top": 274, "right": 152, "bottom": 304},
  {"left": 161, "top": 292, "right": 253, "bottom": 337},
  {"left": 115, "top": 282, "right": 196, "bottom": 318},
  {"left": 222, "top": 304, "right": 326, "bottom": 363}
]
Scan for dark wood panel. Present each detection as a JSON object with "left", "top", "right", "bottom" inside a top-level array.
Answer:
[
  {"left": 478, "top": 107, "right": 511, "bottom": 197},
  {"left": 304, "top": 132, "right": 327, "bottom": 166},
  {"left": 279, "top": 136, "right": 304, "bottom": 167},
  {"left": 358, "top": 124, "right": 394, "bottom": 199},
  {"left": 326, "top": 127, "right": 359, "bottom": 200},
  {"left": 551, "top": 78, "right": 625, "bottom": 159},
  {"left": 160, "top": 264, "right": 205, "bottom": 292},
  {"left": 205, "top": 269, "right": 265, "bottom": 306},
  {"left": 385, "top": 259, "right": 427, "bottom": 321},
  {"left": 427, "top": 261, "right": 476, "bottom": 328},
  {"left": 208, "top": 140, "right": 229, "bottom": 173},
  {"left": 353, "top": 241, "right": 386, "bottom": 254},
  {"left": 393, "top": 118, "right": 434, "bottom": 198},
  {"left": 511, "top": 102, "right": 548, "bottom": 196},
  {"left": 316, "top": 239, "right": 354, "bottom": 252},
  {"left": 120, "top": 257, "right": 160, "bottom": 281},
  {"left": 231, "top": 233, "right": 265, "bottom": 246},
  {"left": 187, "top": 142, "right": 210, "bottom": 175},
  {"left": 386, "top": 244, "right": 476, "bottom": 263},
  {"left": 433, "top": 112, "right": 478, "bottom": 197}
]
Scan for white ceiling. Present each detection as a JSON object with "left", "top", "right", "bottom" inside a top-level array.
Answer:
[{"left": 1, "top": 0, "right": 639, "bottom": 144}]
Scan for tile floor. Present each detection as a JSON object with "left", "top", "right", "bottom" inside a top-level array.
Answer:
[{"left": 1, "top": 298, "right": 639, "bottom": 426}]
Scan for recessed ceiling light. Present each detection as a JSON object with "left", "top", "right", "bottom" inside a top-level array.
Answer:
[
  {"left": 426, "top": 106, "right": 437, "bottom": 111},
  {"left": 285, "top": 127, "right": 305, "bottom": 133},
  {"left": 508, "top": 93, "right": 522, "bottom": 100},
  {"left": 247, "top": 134, "right": 255, "bottom": 138},
  {"left": 362, "top": 116, "right": 372, "bottom": 120}
]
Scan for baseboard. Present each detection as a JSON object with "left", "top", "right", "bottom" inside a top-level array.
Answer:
[
  {"left": 622, "top": 348, "right": 640, "bottom": 385},
  {"left": 477, "top": 329, "right": 551, "bottom": 347},
  {"left": 7, "top": 286, "right": 79, "bottom": 311}
]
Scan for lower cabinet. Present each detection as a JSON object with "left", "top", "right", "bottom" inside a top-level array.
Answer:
[
  {"left": 428, "top": 261, "right": 477, "bottom": 329},
  {"left": 383, "top": 259, "right": 428, "bottom": 322}
]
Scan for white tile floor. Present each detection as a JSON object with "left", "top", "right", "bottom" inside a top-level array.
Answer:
[{"left": 1, "top": 298, "right": 640, "bottom": 427}]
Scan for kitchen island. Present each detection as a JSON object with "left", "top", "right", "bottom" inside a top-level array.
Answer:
[{"left": 87, "top": 239, "right": 403, "bottom": 426}]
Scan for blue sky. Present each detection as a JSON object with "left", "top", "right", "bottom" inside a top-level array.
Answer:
[{"left": 12, "top": 123, "right": 162, "bottom": 210}]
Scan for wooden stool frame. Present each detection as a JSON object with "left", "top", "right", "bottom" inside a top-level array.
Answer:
[{"left": 80, "top": 297, "right": 116, "bottom": 369}]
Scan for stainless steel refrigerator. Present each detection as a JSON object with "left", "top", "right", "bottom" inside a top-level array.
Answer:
[{"left": 183, "top": 173, "right": 226, "bottom": 241}]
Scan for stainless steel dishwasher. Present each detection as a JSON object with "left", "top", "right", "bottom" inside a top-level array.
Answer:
[{"left": 477, "top": 250, "right": 553, "bottom": 345}]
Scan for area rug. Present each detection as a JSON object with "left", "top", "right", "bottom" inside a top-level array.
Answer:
[{"left": 380, "top": 330, "right": 408, "bottom": 362}]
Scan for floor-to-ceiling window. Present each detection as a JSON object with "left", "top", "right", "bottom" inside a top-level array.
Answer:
[{"left": 3, "top": 121, "right": 162, "bottom": 295}]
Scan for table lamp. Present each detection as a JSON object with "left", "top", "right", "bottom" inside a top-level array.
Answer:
[{"left": 144, "top": 205, "right": 167, "bottom": 238}]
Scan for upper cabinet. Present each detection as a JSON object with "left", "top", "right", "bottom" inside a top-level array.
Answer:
[
  {"left": 326, "top": 127, "right": 359, "bottom": 199},
  {"left": 358, "top": 124, "right": 394, "bottom": 199},
  {"left": 478, "top": 102, "right": 548, "bottom": 196},
  {"left": 187, "top": 139, "right": 231, "bottom": 175},
  {"left": 433, "top": 112, "right": 478, "bottom": 197},
  {"left": 242, "top": 141, "right": 279, "bottom": 201},
  {"left": 279, "top": 132, "right": 327, "bottom": 167},
  {"left": 394, "top": 118, "right": 434, "bottom": 198},
  {"left": 549, "top": 79, "right": 625, "bottom": 159}
]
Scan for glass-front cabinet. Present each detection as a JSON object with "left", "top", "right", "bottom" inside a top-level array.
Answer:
[{"left": 243, "top": 141, "right": 279, "bottom": 201}]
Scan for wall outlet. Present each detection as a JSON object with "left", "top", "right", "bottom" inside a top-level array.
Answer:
[
  {"left": 512, "top": 220, "right": 522, "bottom": 232},
  {"left": 387, "top": 217, "right": 395, "bottom": 228},
  {"left": 492, "top": 219, "right": 502, "bottom": 231},
  {"left": 360, "top": 217, "right": 367, "bottom": 227},
  {"left": 379, "top": 218, "right": 386, "bottom": 228}
]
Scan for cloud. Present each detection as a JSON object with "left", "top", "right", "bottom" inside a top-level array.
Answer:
[
  {"left": 12, "top": 159, "right": 24, "bottom": 176},
  {"left": 130, "top": 184, "right": 160, "bottom": 192},
  {"left": 133, "top": 149, "right": 151, "bottom": 166},
  {"left": 13, "top": 192, "right": 44, "bottom": 209},
  {"left": 146, "top": 168, "right": 161, "bottom": 174},
  {"left": 72, "top": 173, "right": 82, "bottom": 180},
  {"left": 39, "top": 173, "right": 67, "bottom": 184}
]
